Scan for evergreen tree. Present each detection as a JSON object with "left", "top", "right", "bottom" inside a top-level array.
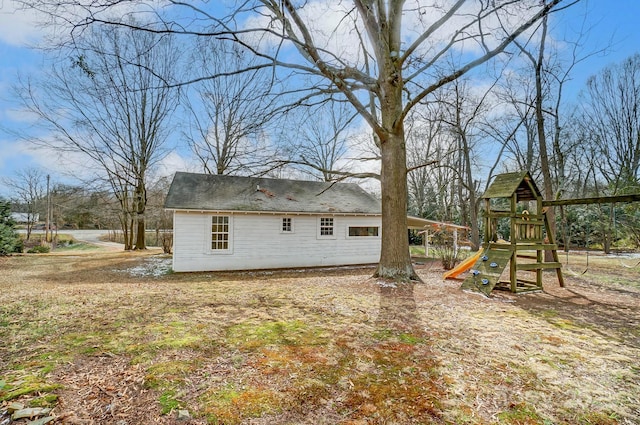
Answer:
[{"left": 0, "top": 200, "right": 22, "bottom": 255}]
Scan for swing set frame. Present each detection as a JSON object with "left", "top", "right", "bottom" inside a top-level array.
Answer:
[{"left": 543, "top": 193, "right": 640, "bottom": 274}]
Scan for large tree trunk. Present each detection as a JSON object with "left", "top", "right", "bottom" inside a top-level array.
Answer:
[
  {"left": 135, "top": 215, "right": 146, "bottom": 250},
  {"left": 134, "top": 179, "right": 147, "bottom": 250},
  {"left": 371, "top": 7, "right": 419, "bottom": 282},
  {"left": 374, "top": 130, "right": 418, "bottom": 282}
]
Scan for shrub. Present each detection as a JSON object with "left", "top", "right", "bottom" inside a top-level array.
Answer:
[
  {"left": 108, "top": 230, "right": 173, "bottom": 253},
  {"left": 161, "top": 231, "right": 173, "bottom": 254},
  {"left": 431, "top": 228, "right": 461, "bottom": 270},
  {"left": 437, "top": 246, "right": 460, "bottom": 270},
  {"left": 27, "top": 244, "right": 51, "bottom": 254}
]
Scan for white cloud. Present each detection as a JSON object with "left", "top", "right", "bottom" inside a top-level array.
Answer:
[
  {"left": 0, "top": 130, "right": 107, "bottom": 189},
  {"left": 0, "top": 1, "right": 46, "bottom": 46},
  {"left": 0, "top": 0, "right": 175, "bottom": 48},
  {"left": 155, "top": 150, "right": 197, "bottom": 179},
  {"left": 0, "top": 137, "right": 53, "bottom": 188},
  {"left": 241, "top": 0, "right": 548, "bottom": 67}
]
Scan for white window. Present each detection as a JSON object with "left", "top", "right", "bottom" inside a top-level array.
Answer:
[
  {"left": 348, "top": 226, "right": 379, "bottom": 237},
  {"left": 211, "top": 215, "right": 231, "bottom": 251},
  {"left": 318, "top": 217, "right": 335, "bottom": 239},
  {"left": 281, "top": 217, "right": 294, "bottom": 233}
]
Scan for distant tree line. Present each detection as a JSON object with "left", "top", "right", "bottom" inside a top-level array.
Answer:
[
  {"left": 5, "top": 175, "right": 172, "bottom": 239},
  {"left": 7, "top": 1, "right": 640, "bottom": 262},
  {"left": 402, "top": 52, "right": 640, "bottom": 253}
]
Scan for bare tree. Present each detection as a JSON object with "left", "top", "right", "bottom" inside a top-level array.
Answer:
[
  {"left": 3, "top": 168, "right": 47, "bottom": 241},
  {"left": 16, "top": 23, "right": 180, "bottom": 250},
  {"left": 439, "top": 80, "right": 495, "bottom": 251},
  {"left": 184, "top": 40, "right": 280, "bottom": 176},
  {"left": 405, "top": 79, "right": 495, "bottom": 251},
  {"left": 406, "top": 97, "right": 472, "bottom": 231},
  {"left": 517, "top": 12, "right": 555, "bottom": 206},
  {"left": 284, "top": 101, "right": 359, "bottom": 181},
  {"left": 406, "top": 104, "right": 447, "bottom": 219},
  {"left": 234, "top": 0, "right": 573, "bottom": 280},
  {"left": 145, "top": 174, "right": 174, "bottom": 253},
  {"left": 569, "top": 54, "right": 640, "bottom": 254},
  {"left": 580, "top": 54, "right": 640, "bottom": 192},
  {"left": 19, "top": 0, "right": 575, "bottom": 280},
  {"left": 492, "top": 67, "right": 539, "bottom": 174},
  {"left": 505, "top": 3, "right": 607, "bottom": 234}
]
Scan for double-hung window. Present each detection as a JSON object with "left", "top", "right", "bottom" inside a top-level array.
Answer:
[
  {"left": 318, "top": 217, "right": 335, "bottom": 238},
  {"left": 282, "top": 217, "right": 293, "bottom": 233},
  {"left": 211, "top": 216, "right": 230, "bottom": 251}
]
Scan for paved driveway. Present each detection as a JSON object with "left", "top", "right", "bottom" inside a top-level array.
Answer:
[
  {"left": 23, "top": 229, "right": 124, "bottom": 250},
  {"left": 64, "top": 230, "right": 124, "bottom": 249}
]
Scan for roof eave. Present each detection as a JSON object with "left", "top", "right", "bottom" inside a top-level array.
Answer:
[{"left": 165, "top": 208, "right": 381, "bottom": 216}]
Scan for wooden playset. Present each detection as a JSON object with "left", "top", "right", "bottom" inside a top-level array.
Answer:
[{"left": 459, "top": 171, "right": 564, "bottom": 296}]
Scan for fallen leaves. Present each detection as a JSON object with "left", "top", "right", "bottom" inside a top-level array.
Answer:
[{"left": 0, "top": 253, "right": 638, "bottom": 424}]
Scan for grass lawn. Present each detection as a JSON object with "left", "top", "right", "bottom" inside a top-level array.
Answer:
[{"left": 0, "top": 249, "right": 638, "bottom": 424}]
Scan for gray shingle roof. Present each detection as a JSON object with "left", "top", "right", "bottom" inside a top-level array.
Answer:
[{"left": 164, "top": 172, "right": 381, "bottom": 215}]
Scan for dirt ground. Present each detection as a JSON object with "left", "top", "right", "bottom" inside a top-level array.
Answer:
[{"left": 0, "top": 249, "right": 639, "bottom": 425}]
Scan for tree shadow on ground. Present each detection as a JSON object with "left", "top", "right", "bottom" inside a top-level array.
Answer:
[
  {"left": 515, "top": 279, "right": 640, "bottom": 348},
  {"left": 376, "top": 281, "right": 419, "bottom": 330}
]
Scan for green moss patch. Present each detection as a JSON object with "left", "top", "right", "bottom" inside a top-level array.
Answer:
[
  {"left": 200, "top": 384, "right": 283, "bottom": 425},
  {"left": 0, "top": 378, "right": 61, "bottom": 402},
  {"left": 226, "top": 319, "right": 328, "bottom": 350}
]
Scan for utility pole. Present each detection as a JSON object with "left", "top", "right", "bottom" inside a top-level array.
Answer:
[{"left": 46, "top": 174, "right": 51, "bottom": 243}]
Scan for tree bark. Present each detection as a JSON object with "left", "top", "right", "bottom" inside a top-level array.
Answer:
[
  {"left": 135, "top": 214, "right": 146, "bottom": 250},
  {"left": 460, "top": 128, "right": 480, "bottom": 251},
  {"left": 375, "top": 130, "right": 417, "bottom": 281},
  {"left": 134, "top": 178, "right": 146, "bottom": 250},
  {"left": 531, "top": 13, "right": 557, "bottom": 261},
  {"left": 372, "top": 15, "right": 418, "bottom": 281}
]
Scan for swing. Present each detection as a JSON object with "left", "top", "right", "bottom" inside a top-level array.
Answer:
[
  {"left": 611, "top": 202, "right": 640, "bottom": 268},
  {"left": 565, "top": 249, "right": 590, "bottom": 276},
  {"left": 564, "top": 216, "right": 590, "bottom": 276},
  {"left": 618, "top": 256, "right": 640, "bottom": 268}
]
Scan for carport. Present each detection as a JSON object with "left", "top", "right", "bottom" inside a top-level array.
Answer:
[{"left": 407, "top": 216, "right": 470, "bottom": 256}]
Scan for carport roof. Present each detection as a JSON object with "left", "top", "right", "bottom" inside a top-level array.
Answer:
[{"left": 407, "top": 216, "right": 470, "bottom": 230}]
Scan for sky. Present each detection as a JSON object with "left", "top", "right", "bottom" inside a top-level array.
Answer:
[{"left": 1, "top": 1, "right": 640, "bottom": 198}]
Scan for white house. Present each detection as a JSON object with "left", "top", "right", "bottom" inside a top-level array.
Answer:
[
  {"left": 11, "top": 212, "right": 38, "bottom": 223},
  {"left": 164, "top": 172, "right": 383, "bottom": 272}
]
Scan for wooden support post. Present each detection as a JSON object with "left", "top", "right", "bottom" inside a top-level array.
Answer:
[
  {"left": 453, "top": 229, "right": 458, "bottom": 256},
  {"left": 424, "top": 229, "right": 429, "bottom": 257},
  {"left": 484, "top": 199, "right": 491, "bottom": 245},
  {"left": 544, "top": 211, "right": 565, "bottom": 288},
  {"left": 536, "top": 194, "right": 543, "bottom": 288},
  {"left": 510, "top": 194, "right": 517, "bottom": 292}
]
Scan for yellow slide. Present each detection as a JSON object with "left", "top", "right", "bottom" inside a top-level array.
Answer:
[{"left": 443, "top": 250, "right": 483, "bottom": 280}]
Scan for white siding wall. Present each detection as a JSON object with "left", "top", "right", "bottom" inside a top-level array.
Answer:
[{"left": 172, "top": 211, "right": 382, "bottom": 272}]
